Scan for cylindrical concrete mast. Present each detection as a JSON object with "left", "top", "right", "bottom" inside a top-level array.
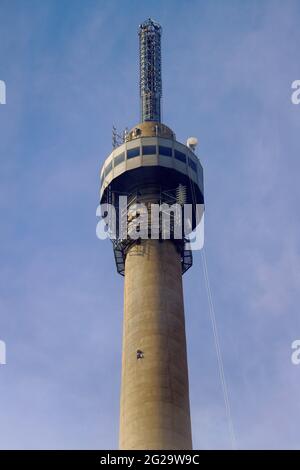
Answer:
[
  {"left": 119, "top": 239, "right": 192, "bottom": 449},
  {"left": 99, "top": 18, "right": 204, "bottom": 450}
]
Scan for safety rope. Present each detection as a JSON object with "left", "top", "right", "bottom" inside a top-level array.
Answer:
[
  {"left": 201, "top": 247, "right": 237, "bottom": 450},
  {"left": 186, "top": 157, "right": 237, "bottom": 449}
]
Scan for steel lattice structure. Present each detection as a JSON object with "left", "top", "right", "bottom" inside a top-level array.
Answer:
[{"left": 139, "top": 18, "right": 162, "bottom": 122}]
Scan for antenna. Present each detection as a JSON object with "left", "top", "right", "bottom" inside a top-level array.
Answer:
[
  {"left": 187, "top": 137, "right": 198, "bottom": 152},
  {"left": 139, "top": 18, "right": 162, "bottom": 123},
  {"left": 112, "top": 125, "right": 127, "bottom": 149}
]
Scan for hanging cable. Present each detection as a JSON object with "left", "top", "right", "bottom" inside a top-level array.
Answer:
[
  {"left": 201, "top": 247, "right": 237, "bottom": 450},
  {"left": 185, "top": 155, "right": 237, "bottom": 449}
]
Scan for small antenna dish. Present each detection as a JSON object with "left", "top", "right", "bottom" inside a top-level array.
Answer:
[{"left": 187, "top": 137, "right": 198, "bottom": 152}]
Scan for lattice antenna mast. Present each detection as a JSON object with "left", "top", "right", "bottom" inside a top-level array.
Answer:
[{"left": 139, "top": 18, "right": 162, "bottom": 123}]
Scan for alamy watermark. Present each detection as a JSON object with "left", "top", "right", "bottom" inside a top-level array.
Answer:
[
  {"left": 291, "top": 339, "right": 300, "bottom": 366},
  {"left": 0, "top": 339, "right": 6, "bottom": 365},
  {"left": 291, "top": 80, "right": 300, "bottom": 105},
  {"left": 0, "top": 80, "right": 6, "bottom": 105},
  {"left": 96, "top": 196, "right": 204, "bottom": 251}
]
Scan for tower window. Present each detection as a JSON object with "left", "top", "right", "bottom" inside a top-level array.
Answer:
[
  {"left": 188, "top": 157, "right": 197, "bottom": 173},
  {"left": 127, "top": 147, "right": 140, "bottom": 159},
  {"left": 105, "top": 161, "right": 113, "bottom": 176},
  {"left": 174, "top": 150, "right": 186, "bottom": 163},
  {"left": 142, "top": 145, "right": 157, "bottom": 155},
  {"left": 159, "top": 145, "right": 172, "bottom": 157},
  {"left": 115, "top": 152, "right": 125, "bottom": 166}
]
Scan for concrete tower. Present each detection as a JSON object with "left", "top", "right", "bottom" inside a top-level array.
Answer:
[{"left": 100, "top": 19, "right": 204, "bottom": 450}]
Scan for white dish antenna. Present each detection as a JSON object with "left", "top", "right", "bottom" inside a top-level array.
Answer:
[{"left": 186, "top": 137, "right": 198, "bottom": 152}]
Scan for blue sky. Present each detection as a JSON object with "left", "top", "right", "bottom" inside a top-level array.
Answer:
[{"left": 0, "top": 0, "right": 300, "bottom": 449}]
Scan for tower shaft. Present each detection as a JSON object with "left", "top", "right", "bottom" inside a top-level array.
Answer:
[{"left": 119, "top": 239, "right": 192, "bottom": 450}]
